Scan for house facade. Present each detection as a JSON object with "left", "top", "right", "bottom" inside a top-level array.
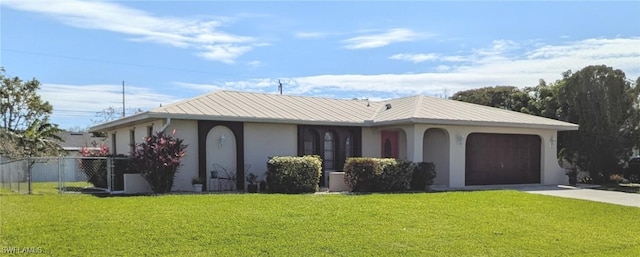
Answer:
[{"left": 91, "top": 91, "right": 578, "bottom": 192}]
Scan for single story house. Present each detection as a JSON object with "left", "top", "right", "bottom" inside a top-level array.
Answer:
[
  {"left": 90, "top": 90, "right": 578, "bottom": 192},
  {"left": 56, "top": 131, "right": 108, "bottom": 157}
]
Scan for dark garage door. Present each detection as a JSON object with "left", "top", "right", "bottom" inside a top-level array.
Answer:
[{"left": 465, "top": 133, "right": 541, "bottom": 186}]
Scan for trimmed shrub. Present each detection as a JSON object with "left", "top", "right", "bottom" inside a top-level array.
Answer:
[
  {"left": 344, "top": 158, "right": 413, "bottom": 192},
  {"left": 130, "top": 130, "right": 187, "bottom": 193},
  {"left": 343, "top": 157, "right": 381, "bottom": 192},
  {"left": 266, "top": 155, "right": 322, "bottom": 193},
  {"left": 410, "top": 162, "right": 436, "bottom": 191},
  {"left": 379, "top": 159, "right": 414, "bottom": 192}
]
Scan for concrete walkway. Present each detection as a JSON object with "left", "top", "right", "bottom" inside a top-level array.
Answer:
[{"left": 523, "top": 185, "right": 640, "bottom": 208}]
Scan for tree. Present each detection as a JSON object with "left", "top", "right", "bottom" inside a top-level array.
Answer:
[
  {"left": 91, "top": 106, "right": 144, "bottom": 125},
  {"left": 450, "top": 86, "right": 532, "bottom": 113},
  {"left": 556, "top": 65, "right": 638, "bottom": 183},
  {"left": 130, "top": 130, "right": 187, "bottom": 193},
  {"left": 0, "top": 68, "right": 63, "bottom": 158},
  {"left": 21, "top": 118, "right": 64, "bottom": 157},
  {"left": 1, "top": 70, "right": 53, "bottom": 132},
  {"left": 523, "top": 79, "right": 561, "bottom": 119},
  {"left": 449, "top": 66, "right": 640, "bottom": 184}
]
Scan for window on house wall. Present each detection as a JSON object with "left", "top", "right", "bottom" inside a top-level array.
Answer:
[
  {"left": 323, "top": 131, "right": 335, "bottom": 170},
  {"left": 147, "top": 126, "right": 153, "bottom": 138},
  {"left": 303, "top": 129, "right": 319, "bottom": 155},
  {"left": 345, "top": 135, "right": 352, "bottom": 159},
  {"left": 111, "top": 133, "right": 117, "bottom": 155},
  {"left": 129, "top": 129, "right": 135, "bottom": 155},
  {"left": 383, "top": 139, "right": 392, "bottom": 158}
]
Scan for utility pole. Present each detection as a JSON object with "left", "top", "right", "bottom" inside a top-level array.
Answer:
[
  {"left": 122, "top": 81, "right": 125, "bottom": 118},
  {"left": 278, "top": 80, "right": 283, "bottom": 95}
]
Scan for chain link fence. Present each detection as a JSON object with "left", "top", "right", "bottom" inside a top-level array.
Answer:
[{"left": 0, "top": 156, "right": 128, "bottom": 195}]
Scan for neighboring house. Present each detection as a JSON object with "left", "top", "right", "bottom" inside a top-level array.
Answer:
[
  {"left": 26, "top": 132, "right": 107, "bottom": 182},
  {"left": 56, "top": 131, "right": 108, "bottom": 157},
  {"left": 90, "top": 90, "right": 578, "bottom": 192}
]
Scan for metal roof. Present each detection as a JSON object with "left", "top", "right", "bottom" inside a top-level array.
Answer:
[{"left": 91, "top": 90, "right": 579, "bottom": 131}]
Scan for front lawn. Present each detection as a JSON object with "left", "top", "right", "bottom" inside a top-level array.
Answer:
[
  {"left": 0, "top": 181, "right": 95, "bottom": 195},
  {"left": 1, "top": 191, "right": 638, "bottom": 256}
]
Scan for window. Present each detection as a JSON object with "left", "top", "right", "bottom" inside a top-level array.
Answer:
[
  {"left": 129, "top": 129, "right": 135, "bottom": 155},
  {"left": 147, "top": 126, "right": 153, "bottom": 138},
  {"left": 303, "top": 129, "right": 319, "bottom": 155},
  {"left": 345, "top": 135, "right": 352, "bottom": 159},
  {"left": 323, "top": 132, "right": 335, "bottom": 170},
  {"left": 383, "top": 138, "right": 392, "bottom": 158},
  {"left": 111, "top": 133, "right": 117, "bottom": 155}
]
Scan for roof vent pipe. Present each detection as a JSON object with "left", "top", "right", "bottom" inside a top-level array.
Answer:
[{"left": 385, "top": 103, "right": 392, "bottom": 110}]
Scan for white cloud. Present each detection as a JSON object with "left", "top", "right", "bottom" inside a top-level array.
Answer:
[
  {"left": 2, "top": 0, "right": 255, "bottom": 63},
  {"left": 389, "top": 53, "right": 438, "bottom": 63},
  {"left": 294, "top": 32, "right": 328, "bottom": 39},
  {"left": 174, "top": 79, "right": 280, "bottom": 93},
  {"left": 172, "top": 82, "right": 224, "bottom": 92},
  {"left": 198, "top": 45, "right": 252, "bottom": 64},
  {"left": 343, "top": 28, "right": 425, "bottom": 49},
  {"left": 440, "top": 55, "right": 469, "bottom": 62},
  {"left": 39, "top": 83, "right": 182, "bottom": 128},
  {"left": 178, "top": 37, "right": 640, "bottom": 98},
  {"left": 247, "top": 60, "right": 262, "bottom": 67}
]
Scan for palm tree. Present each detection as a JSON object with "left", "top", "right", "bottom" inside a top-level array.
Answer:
[{"left": 20, "top": 118, "right": 65, "bottom": 157}]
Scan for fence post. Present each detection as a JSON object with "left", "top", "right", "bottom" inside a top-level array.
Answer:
[
  {"left": 27, "top": 157, "right": 32, "bottom": 195},
  {"left": 107, "top": 157, "right": 113, "bottom": 194},
  {"left": 58, "top": 156, "right": 63, "bottom": 194},
  {"left": 17, "top": 161, "right": 20, "bottom": 193}
]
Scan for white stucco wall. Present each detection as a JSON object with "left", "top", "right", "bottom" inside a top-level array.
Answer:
[
  {"left": 361, "top": 127, "right": 380, "bottom": 158},
  {"left": 206, "top": 125, "right": 237, "bottom": 180},
  {"left": 424, "top": 128, "right": 450, "bottom": 186},
  {"left": 162, "top": 120, "right": 198, "bottom": 191},
  {"left": 243, "top": 123, "right": 298, "bottom": 181},
  {"left": 435, "top": 125, "right": 563, "bottom": 188},
  {"left": 361, "top": 126, "right": 408, "bottom": 159},
  {"left": 108, "top": 120, "right": 163, "bottom": 156},
  {"left": 365, "top": 124, "right": 564, "bottom": 188},
  {"left": 106, "top": 118, "right": 565, "bottom": 191},
  {"left": 105, "top": 119, "right": 198, "bottom": 192}
]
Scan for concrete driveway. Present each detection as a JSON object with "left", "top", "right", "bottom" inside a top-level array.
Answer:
[{"left": 523, "top": 185, "right": 640, "bottom": 208}]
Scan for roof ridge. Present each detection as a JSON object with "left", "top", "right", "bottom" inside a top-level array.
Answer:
[
  {"left": 370, "top": 99, "right": 388, "bottom": 120},
  {"left": 411, "top": 95, "right": 424, "bottom": 119}
]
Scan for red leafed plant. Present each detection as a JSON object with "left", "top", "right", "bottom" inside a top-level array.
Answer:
[{"left": 130, "top": 129, "right": 187, "bottom": 193}]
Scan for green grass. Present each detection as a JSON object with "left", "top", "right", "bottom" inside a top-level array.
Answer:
[
  {"left": 0, "top": 181, "right": 94, "bottom": 195},
  {"left": 1, "top": 191, "right": 639, "bottom": 256}
]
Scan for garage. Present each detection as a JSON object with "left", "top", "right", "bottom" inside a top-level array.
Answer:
[{"left": 465, "top": 133, "right": 541, "bottom": 185}]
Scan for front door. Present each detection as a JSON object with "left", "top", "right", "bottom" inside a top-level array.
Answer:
[
  {"left": 381, "top": 131, "right": 399, "bottom": 158},
  {"left": 298, "top": 126, "right": 362, "bottom": 187}
]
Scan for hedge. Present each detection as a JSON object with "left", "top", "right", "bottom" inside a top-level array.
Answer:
[
  {"left": 410, "top": 162, "right": 436, "bottom": 191},
  {"left": 344, "top": 158, "right": 436, "bottom": 192},
  {"left": 266, "top": 155, "right": 322, "bottom": 193}
]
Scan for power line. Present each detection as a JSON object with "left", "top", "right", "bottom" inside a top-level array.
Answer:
[{"left": 1, "top": 48, "right": 247, "bottom": 77}]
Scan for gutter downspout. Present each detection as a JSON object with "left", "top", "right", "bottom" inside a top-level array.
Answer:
[{"left": 159, "top": 117, "right": 172, "bottom": 132}]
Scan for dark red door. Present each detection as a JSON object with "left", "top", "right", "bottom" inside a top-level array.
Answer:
[
  {"left": 465, "top": 133, "right": 541, "bottom": 185},
  {"left": 381, "top": 131, "right": 399, "bottom": 158}
]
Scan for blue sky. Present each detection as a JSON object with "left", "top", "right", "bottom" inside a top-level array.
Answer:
[{"left": 1, "top": 0, "right": 639, "bottom": 130}]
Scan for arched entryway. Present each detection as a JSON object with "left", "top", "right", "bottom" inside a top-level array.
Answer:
[
  {"left": 206, "top": 125, "right": 237, "bottom": 191},
  {"left": 423, "top": 128, "right": 450, "bottom": 186}
]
